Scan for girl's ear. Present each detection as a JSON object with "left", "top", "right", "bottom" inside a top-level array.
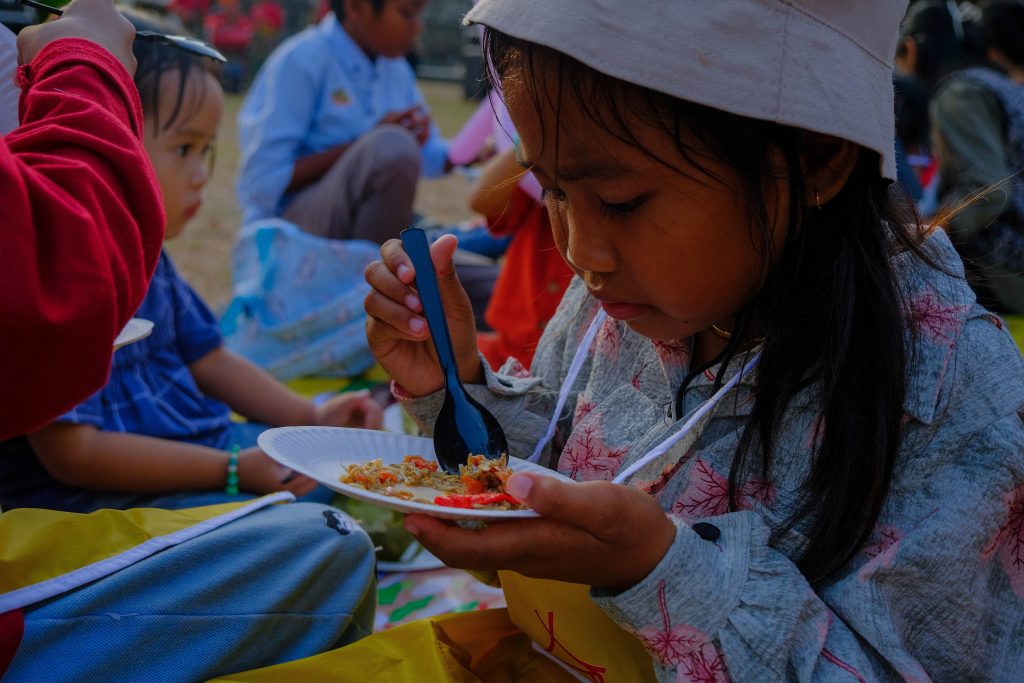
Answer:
[{"left": 799, "top": 132, "right": 860, "bottom": 207}]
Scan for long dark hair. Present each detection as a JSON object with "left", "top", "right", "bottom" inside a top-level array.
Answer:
[{"left": 485, "top": 30, "right": 927, "bottom": 585}]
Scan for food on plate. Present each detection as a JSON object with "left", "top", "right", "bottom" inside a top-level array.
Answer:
[{"left": 340, "top": 454, "right": 527, "bottom": 510}]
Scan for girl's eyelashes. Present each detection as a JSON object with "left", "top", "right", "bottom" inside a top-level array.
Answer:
[
  {"left": 598, "top": 194, "right": 648, "bottom": 219},
  {"left": 540, "top": 185, "right": 648, "bottom": 219},
  {"left": 172, "top": 141, "right": 216, "bottom": 164}
]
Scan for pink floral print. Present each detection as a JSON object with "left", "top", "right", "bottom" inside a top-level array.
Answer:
[
  {"left": 505, "top": 358, "right": 532, "bottom": 378},
  {"left": 907, "top": 287, "right": 969, "bottom": 344},
  {"left": 677, "top": 645, "right": 729, "bottom": 683},
  {"left": 558, "top": 415, "right": 629, "bottom": 481},
  {"left": 632, "top": 580, "right": 707, "bottom": 665},
  {"left": 857, "top": 524, "right": 905, "bottom": 581},
  {"left": 652, "top": 338, "right": 690, "bottom": 368},
  {"left": 596, "top": 317, "right": 622, "bottom": 359},
  {"left": 982, "top": 485, "right": 1024, "bottom": 598},
  {"left": 671, "top": 459, "right": 775, "bottom": 520},
  {"left": 574, "top": 398, "right": 596, "bottom": 422}
]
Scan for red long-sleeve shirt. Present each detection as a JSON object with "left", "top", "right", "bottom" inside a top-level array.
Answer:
[
  {"left": 0, "top": 38, "right": 165, "bottom": 441},
  {"left": 1, "top": 38, "right": 163, "bottom": 675}
]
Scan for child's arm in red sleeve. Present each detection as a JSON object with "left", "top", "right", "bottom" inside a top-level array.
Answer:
[{"left": 0, "top": 38, "right": 165, "bottom": 439}]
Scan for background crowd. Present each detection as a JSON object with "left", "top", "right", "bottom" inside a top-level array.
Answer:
[{"left": 896, "top": 0, "right": 1024, "bottom": 313}]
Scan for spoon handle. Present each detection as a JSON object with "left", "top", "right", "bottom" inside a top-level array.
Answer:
[{"left": 400, "top": 228, "right": 460, "bottom": 379}]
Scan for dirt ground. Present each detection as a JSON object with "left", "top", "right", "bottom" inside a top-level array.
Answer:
[{"left": 164, "top": 80, "right": 480, "bottom": 309}]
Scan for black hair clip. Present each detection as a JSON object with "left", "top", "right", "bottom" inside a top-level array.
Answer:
[{"left": 19, "top": 0, "right": 228, "bottom": 64}]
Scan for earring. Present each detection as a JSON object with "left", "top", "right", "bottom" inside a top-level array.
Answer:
[{"left": 815, "top": 191, "right": 822, "bottom": 210}]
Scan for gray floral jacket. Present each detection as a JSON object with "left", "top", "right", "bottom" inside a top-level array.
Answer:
[{"left": 401, "top": 231, "right": 1024, "bottom": 682}]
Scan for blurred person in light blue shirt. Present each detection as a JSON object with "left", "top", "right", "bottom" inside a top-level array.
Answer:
[{"left": 237, "top": 0, "right": 450, "bottom": 241}]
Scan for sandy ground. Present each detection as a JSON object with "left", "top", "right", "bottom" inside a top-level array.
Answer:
[{"left": 164, "top": 80, "right": 480, "bottom": 309}]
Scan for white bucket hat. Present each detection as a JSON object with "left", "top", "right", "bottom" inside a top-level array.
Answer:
[{"left": 465, "top": 0, "right": 905, "bottom": 180}]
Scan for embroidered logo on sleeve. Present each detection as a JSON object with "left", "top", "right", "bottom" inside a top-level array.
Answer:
[{"left": 331, "top": 88, "right": 351, "bottom": 105}]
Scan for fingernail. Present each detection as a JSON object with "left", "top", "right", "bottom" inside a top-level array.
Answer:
[
  {"left": 405, "top": 294, "right": 421, "bottom": 311},
  {"left": 404, "top": 518, "right": 420, "bottom": 536},
  {"left": 397, "top": 264, "right": 412, "bottom": 281},
  {"left": 409, "top": 317, "right": 426, "bottom": 334},
  {"left": 506, "top": 473, "right": 532, "bottom": 500}
]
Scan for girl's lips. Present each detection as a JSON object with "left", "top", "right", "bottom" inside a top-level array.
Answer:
[
  {"left": 184, "top": 202, "right": 201, "bottom": 219},
  {"left": 599, "top": 300, "right": 653, "bottom": 321}
]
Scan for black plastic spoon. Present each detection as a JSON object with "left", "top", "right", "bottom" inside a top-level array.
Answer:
[{"left": 400, "top": 227, "right": 508, "bottom": 474}]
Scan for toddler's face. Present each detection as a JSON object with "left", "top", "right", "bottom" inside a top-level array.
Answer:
[
  {"left": 504, "top": 61, "right": 788, "bottom": 343},
  {"left": 143, "top": 70, "right": 224, "bottom": 240}
]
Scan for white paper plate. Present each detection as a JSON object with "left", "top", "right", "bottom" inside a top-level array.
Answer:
[
  {"left": 113, "top": 318, "right": 154, "bottom": 349},
  {"left": 377, "top": 543, "right": 446, "bottom": 573},
  {"left": 258, "top": 426, "right": 569, "bottom": 521}
]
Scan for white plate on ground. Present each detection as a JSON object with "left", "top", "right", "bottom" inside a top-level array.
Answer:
[
  {"left": 377, "top": 542, "right": 446, "bottom": 573},
  {"left": 258, "top": 426, "right": 570, "bottom": 521},
  {"left": 113, "top": 318, "right": 154, "bottom": 349}
]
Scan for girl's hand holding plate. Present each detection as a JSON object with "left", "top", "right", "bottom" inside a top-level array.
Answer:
[{"left": 403, "top": 472, "right": 678, "bottom": 592}]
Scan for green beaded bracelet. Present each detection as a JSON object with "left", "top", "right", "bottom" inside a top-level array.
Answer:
[{"left": 225, "top": 445, "right": 240, "bottom": 495}]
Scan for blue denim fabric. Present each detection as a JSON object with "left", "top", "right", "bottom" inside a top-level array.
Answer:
[{"left": 6, "top": 502, "right": 376, "bottom": 683}]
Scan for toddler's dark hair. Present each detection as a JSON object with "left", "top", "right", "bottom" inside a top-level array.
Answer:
[{"left": 122, "top": 9, "right": 222, "bottom": 134}]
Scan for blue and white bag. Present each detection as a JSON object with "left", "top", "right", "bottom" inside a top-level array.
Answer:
[{"left": 221, "top": 220, "right": 379, "bottom": 380}]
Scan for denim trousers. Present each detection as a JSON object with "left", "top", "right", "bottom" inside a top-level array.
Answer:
[{"left": 5, "top": 502, "right": 377, "bottom": 682}]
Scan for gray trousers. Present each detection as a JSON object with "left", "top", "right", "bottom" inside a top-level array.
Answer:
[{"left": 283, "top": 124, "right": 421, "bottom": 244}]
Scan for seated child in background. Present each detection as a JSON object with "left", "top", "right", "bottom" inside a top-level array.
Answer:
[
  {"left": 0, "top": 15, "right": 382, "bottom": 513},
  {"left": 471, "top": 147, "right": 573, "bottom": 368},
  {"left": 237, "top": 0, "right": 446, "bottom": 241}
]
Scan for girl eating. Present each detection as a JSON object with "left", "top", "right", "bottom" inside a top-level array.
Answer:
[{"left": 362, "top": 0, "right": 1024, "bottom": 679}]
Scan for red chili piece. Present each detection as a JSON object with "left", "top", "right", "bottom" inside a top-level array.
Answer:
[{"left": 433, "top": 493, "right": 523, "bottom": 509}]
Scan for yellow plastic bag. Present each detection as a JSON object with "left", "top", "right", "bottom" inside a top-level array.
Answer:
[
  {"left": 212, "top": 608, "right": 580, "bottom": 683},
  {"left": 219, "top": 570, "right": 657, "bottom": 683},
  {"left": 500, "top": 571, "right": 656, "bottom": 683},
  {"left": 0, "top": 494, "right": 289, "bottom": 610}
]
